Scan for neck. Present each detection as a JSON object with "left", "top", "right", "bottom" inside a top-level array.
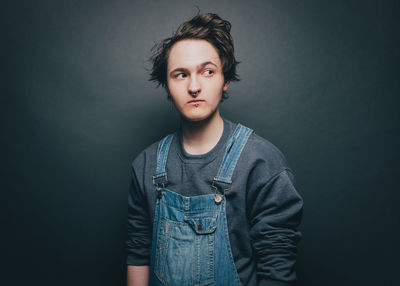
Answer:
[{"left": 180, "top": 110, "right": 224, "bottom": 155}]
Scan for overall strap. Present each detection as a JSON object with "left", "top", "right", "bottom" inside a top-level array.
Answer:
[
  {"left": 213, "top": 123, "right": 253, "bottom": 188},
  {"left": 152, "top": 133, "right": 174, "bottom": 189}
]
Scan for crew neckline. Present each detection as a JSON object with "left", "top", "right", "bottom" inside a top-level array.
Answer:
[{"left": 175, "top": 118, "right": 234, "bottom": 163}]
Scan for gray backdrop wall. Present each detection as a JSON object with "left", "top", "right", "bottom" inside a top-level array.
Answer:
[{"left": 2, "top": 0, "right": 399, "bottom": 285}]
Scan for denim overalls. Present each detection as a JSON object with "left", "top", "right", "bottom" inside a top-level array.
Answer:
[{"left": 149, "top": 124, "right": 253, "bottom": 286}]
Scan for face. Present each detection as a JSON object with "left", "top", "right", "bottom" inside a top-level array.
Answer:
[{"left": 166, "top": 39, "right": 229, "bottom": 122}]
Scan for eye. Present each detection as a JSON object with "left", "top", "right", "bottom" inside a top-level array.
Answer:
[
  {"left": 203, "top": 69, "right": 214, "bottom": 76},
  {"left": 175, "top": 73, "right": 187, "bottom": 79}
]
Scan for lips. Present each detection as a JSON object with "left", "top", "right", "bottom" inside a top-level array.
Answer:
[{"left": 188, "top": 99, "right": 205, "bottom": 103}]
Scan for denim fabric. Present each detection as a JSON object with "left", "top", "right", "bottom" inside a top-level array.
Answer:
[
  {"left": 149, "top": 124, "right": 252, "bottom": 285},
  {"left": 126, "top": 118, "right": 303, "bottom": 285}
]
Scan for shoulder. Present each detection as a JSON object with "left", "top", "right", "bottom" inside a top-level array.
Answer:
[
  {"left": 238, "top": 124, "right": 292, "bottom": 179},
  {"left": 131, "top": 132, "right": 175, "bottom": 172},
  {"left": 132, "top": 141, "right": 157, "bottom": 165}
]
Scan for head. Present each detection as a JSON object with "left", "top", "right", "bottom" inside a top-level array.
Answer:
[{"left": 149, "top": 12, "right": 240, "bottom": 102}]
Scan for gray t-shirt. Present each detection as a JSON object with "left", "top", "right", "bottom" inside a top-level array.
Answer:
[{"left": 126, "top": 118, "right": 303, "bottom": 286}]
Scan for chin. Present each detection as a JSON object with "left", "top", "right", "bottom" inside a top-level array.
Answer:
[
  {"left": 183, "top": 115, "right": 208, "bottom": 122},
  {"left": 182, "top": 111, "right": 215, "bottom": 122}
]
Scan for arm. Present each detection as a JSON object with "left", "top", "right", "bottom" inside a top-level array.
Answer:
[
  {"left": 127, "top": 265, "right": 149, "bottom": 286},
  {"left": 126, "top": 158, "right": 152, "bottom": 281},
  {"left": 247, "top": 168, "right": 303, "bottom": 285}
]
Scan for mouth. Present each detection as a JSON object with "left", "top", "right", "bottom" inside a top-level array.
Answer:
[{"left": 188, "top": 99, "right": 205, "bottom": 104}]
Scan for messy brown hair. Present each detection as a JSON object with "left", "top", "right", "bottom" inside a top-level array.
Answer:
[{"left": 149, "top": 12, "right": 240, "bottom": 101}]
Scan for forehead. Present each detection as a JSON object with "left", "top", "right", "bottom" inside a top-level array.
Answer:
[{"left": 167, "top": 39, "right": 221, "bottom": 70}]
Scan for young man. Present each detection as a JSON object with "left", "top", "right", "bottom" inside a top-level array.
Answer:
[{"left": 126, "top": 13, "right": 303, "bottom": 286}]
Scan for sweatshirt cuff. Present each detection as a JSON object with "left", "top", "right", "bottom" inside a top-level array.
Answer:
[
  {"left": 126, "top": 255, "right": 150, "bottom": 266},
  {"left": 259, "top": 279, "right": 291, "bottom": 286}
]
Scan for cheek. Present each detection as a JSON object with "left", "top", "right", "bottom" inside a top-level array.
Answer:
[
  {"left": 168, "top": 79, "right": 185, "bottom": 92},
  {"left": 167, "top": 81, "right": 180, "bottom": 99},
  {"left": 167, "top": 83, "right": 185, "bottom": 106},
  {"left": 208, "top": 81, "right": 225, "bottom": 99},
  {"left": 166, "top": 78, "right": 174, "bottom": 92}
]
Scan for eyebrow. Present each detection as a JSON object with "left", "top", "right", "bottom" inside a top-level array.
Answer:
[{"left": 169, "top": 61, "right": 218, "bottom": 76}]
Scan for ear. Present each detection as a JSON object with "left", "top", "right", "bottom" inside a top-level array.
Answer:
[{"left": 223, "top": 81, "right": 230, "bottom": 91}]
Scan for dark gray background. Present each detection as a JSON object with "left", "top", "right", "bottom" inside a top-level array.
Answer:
[{"left": 2, "top": 0, "right": 399, "bottom": 285}]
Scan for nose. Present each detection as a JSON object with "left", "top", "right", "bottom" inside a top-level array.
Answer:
[{"left": 188, "top": 75, "right": 201, "bottom": 97}]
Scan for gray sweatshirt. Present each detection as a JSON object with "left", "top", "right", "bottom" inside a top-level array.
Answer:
[{"left": 126, "top": 118, "right": 303, "bottom": 286}]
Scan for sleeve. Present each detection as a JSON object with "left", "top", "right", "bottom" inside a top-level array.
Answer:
[
  {"left": 125, "top": 162, "right": 152, "bottom": 266},
  {"left": 247, "top": 167, "right": 303, "bottom": 285}
]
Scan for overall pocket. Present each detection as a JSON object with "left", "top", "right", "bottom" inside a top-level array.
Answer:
[{"left": 154, "top": 214, "right": 218, "bottom": 286}]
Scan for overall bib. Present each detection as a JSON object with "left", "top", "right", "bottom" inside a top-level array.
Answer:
[{"left": 149, "top": 124, "right": 253, "bottom": 286}]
